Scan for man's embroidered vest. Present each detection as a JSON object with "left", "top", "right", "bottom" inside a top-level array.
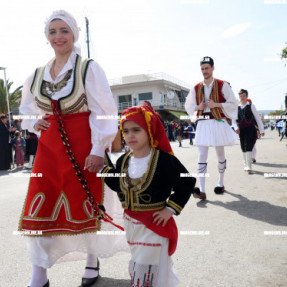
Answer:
[
  {"left": 237, "top": 104, "right": 256, "bottom": 129},
  {"left": 194, "top": 79, "right": 226, "bottom": 120},
  {"left": 30, "top": 55, "right": 92, "bottom": 114}
]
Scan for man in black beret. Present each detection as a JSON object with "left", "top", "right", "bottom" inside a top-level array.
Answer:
[{"left": 185, "top": 56, "right": 238, "bottom": 200}]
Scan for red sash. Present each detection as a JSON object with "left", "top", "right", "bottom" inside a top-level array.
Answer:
[
  {"left": 125, "top": 209, "right": 178, "bottom": 256},
  {"left": 19, "top": 112, "right": 103, "bottom": 236}
]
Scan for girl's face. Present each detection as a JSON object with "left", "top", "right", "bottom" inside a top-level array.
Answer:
[
  {"left": 48, "top": 20, "right": 74, "bottom": 55},
  {"left": 122, "top": 121, "right": 150, "bottom": 152}
]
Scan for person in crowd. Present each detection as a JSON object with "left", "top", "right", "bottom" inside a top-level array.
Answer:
[
  {"left": 0, "top": 114, "right": 15, "bottom": 170},
  {"left": 13, "top": 131, "right": 25, "bottom": 167},
  {"left": 25, "top": 132, "right": 38, "bottom": 169},
  {"left": 184, "top": 122, "right": 195, "bottom": 145},
  {"left": 175, "top": 122, "right": 184, "bottom": 147}
]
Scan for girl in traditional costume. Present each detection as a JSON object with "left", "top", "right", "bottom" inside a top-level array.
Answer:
[
  {"left": 19, "top": 10, "right": 126, "bottom": 287},
  {"left": 101, "top": 105, "right": 196, "bottom": 286},
  {"left": 13, "top": 131, "right": 25, "bottom": 167}
]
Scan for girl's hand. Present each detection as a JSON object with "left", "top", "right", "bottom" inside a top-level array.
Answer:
[
  {"left": 152, "top": 207, "right": 174, "bottom": 227},
  {"left": 84, "top": 155, "right": 104, "bottom": 173}
]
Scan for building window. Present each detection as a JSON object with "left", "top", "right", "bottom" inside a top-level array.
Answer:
[
  {"left": 118, "top": 95, "right": 132, "bottom": 103},
  {"left": 118, "top": 95, "right": 132, "bottom": 110},
  {"left": 179, "top": 90, "right": 189, "bottom": 102},
  {"left": 138, "top": 92, "right": 152, "bottom": 101}
]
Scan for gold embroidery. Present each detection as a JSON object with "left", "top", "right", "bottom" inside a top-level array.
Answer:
[
  {"left": 42, "top": 69, "right": 73, "bottom": 97},
  {"left": 167, "top": 200, "right": 182, "bottom": 214},
  {"left": 196, "top": 83, "right": 204, "bottom": 117},
  {"left": 210, "top": 80, "right": 222, "bottom": 120},
  {"left": 62, "top": 93, "right": 87, "bottom": 114},
  {"left": 119, "top": 148, "right": 160, "bottom": 211},
  {"left": 33, "top": 55, "right": 90, "bottom": 115}
]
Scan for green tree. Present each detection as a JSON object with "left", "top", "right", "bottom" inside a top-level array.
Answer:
[
  {"left": 0, "top": 78, "right": 23, "bottom": 114},
  {"left": 281, "top": 45, "right": 287, "bottom": 64},
  {"left": 268, "top": 110, "right": 284, "bottom": 116}
]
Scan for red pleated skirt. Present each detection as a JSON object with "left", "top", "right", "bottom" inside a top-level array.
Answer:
[{"left": 19, "top": 112, "right": 103, "bottom": 236}]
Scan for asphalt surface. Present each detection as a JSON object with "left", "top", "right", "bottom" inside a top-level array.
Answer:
[{"left": 0, "top": 129, "right": 286, "bottom": 287}]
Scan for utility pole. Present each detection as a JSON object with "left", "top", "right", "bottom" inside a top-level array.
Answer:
[{"left": 85, "top": 17, "right": 90, "bottom": 58}]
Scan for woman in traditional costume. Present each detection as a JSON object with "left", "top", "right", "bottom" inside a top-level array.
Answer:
[
  {"left": 101, "top": 105, "right": 196, "bottom": 286},
  {"left": 19, "top": 10, "right": 126, "bottom": 287}
]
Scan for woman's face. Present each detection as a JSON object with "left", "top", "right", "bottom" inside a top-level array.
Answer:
[{"left": 48, "top": 20, "right": 74, "bottom": 56}]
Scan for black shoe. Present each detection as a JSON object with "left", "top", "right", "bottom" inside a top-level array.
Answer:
[
  {"left": 214, "top": 186, "right": 225, "bottom": 194},
  {"left": 193, "top": 187, "right": 207, "bottom": 200},
  {"left": 28, "top": 280, "right": 49, "bottom": 287},
  {"left": 82, "top": 259, "right": 100, "bottom": 287}
]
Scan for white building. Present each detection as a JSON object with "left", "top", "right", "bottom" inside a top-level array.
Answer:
[{"left": 109, "top": 72, "right": 191, "bottom": 121}]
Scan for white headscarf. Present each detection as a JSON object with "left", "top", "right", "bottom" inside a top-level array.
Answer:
[{"left": 44, "top": 10, "right": 81, "bottom": 54}]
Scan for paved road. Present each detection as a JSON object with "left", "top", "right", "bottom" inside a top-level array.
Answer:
[{"left": 0, "top": 129, "right": 286, "bottom": 287}]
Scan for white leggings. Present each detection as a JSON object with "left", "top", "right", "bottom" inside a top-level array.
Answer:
[
  {"left": 252, "top": 144, "right": 256, "bottom": 159},
  {"left": 198, "top": 146, "right": 226, "bottom": 193}
]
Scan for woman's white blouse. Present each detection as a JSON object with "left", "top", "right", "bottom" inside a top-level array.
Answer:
[{"left": 20, "top": 52, "right": 118, "bottom": 157}]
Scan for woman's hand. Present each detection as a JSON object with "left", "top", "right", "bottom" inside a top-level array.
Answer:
[
  {"left": 152, "top": 207, "right": 174, "bottom": 227},
  {"left": 34, "top": 115, "right": 51, "bottom": 131},
  {"left": 84, "top": 155, "right": 104, "bottom": 173}
]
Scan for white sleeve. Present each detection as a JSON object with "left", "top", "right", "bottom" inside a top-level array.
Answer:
[
  {"left": 221, "top": 82, "right": 238, "bottom": 120},
  {"left": 184, "top": 87, "right": 197, "bottom": 121},
  {"left": 19, "top": 72, "right": 44, "bottom": 133},
  {"left": 251, "top": 104, "right": 264, "bottom": 133},
  {"left": 85, "top": 61, "right": 118, "bottom": 158},
  {"left": 231, "top": 119, "right": 239, "bottom": 130}
]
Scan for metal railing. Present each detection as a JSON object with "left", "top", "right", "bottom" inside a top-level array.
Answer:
[{"left": 117, "top": 100, "right": 185, "bottom": 110}]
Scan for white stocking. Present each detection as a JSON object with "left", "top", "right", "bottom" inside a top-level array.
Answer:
[
  {"left": 252, "top": 145, "right": 256, "bottom": 159},
  {"left": 215, "top": 146, "right": 226, "bottom": 187},
  {"left": 83, "top": 254, "right": 99, "bottom": 278},
  {"left": 29, "top": 265, "right": 48, "bottom": 287},
  {"left": 198, "top": 146, "right": 209, "bottom": 193}
]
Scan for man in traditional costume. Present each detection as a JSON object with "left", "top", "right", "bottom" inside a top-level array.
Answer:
[
  {"left": 18, "top": 10, "right": 127, "bottom": 287},
  {"left": 185, "top": 56, "right": 238, "bottom": 200},
  {"left": 233, "top": 89, "right": 264, "bottom": 173}
]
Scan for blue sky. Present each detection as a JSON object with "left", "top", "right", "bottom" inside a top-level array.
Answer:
[{"left": 1, "top": 0, "right": 287, "bottom": 110}]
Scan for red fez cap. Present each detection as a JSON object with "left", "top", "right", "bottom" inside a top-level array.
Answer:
[{"left": 121, "top": 105, "right": 173, "bottom": 155}]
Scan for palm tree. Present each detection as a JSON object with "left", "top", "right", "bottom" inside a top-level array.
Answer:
[{"left": 0, "top": 78, "right": 23, "bottom": 114}]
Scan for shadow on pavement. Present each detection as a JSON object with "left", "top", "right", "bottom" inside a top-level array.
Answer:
[
  {"left": 208, "top": 191, "right": 287, "bottom": 226},
  {"left": 78, "top": 277, "right": 130, "bottom": 287},
  {"left": 254, "top": 162, "right": 287, "bottom": 169},
  {"left": 196, "top": 199, "right": 208, "bottom": 208},
  {"left": 249, "top": 170, "right": 265, "bottom": 176}
]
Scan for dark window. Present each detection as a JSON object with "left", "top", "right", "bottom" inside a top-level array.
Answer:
[
  {"left": 138, "top": 92, "right": 152, "bottom": 101},
  {"left": 118, "top": 95, "right": 132, "bottom": 103}
]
